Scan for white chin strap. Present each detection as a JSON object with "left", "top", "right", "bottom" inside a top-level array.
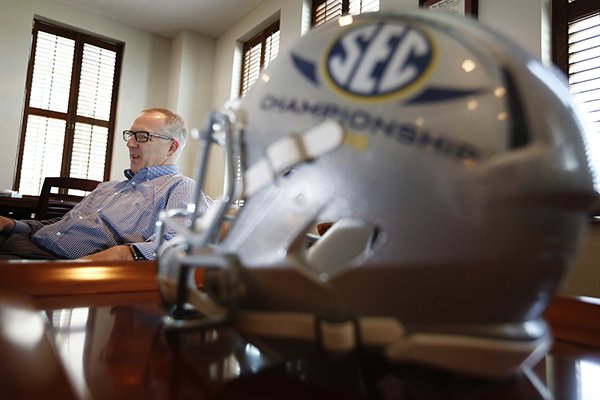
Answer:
[
  {"left": 244, "top": 119, "right": 344, "bottom": 197},
  {"left": 233, "top": 310, "right": 550, "bottom": 379},
  {"left": 165, "top": 264, "right": 550, "bottom": 379}
]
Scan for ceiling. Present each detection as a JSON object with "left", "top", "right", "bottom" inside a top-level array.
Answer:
[{"left": 55, "top": 0, "right": 266, "bottom": 38}]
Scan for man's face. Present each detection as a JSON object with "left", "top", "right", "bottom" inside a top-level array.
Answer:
[{"left": 126, "top": 111, "right": 176, "bottom": 173}]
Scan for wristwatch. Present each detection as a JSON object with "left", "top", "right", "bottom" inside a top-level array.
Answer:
[{"left": 129, "top": 245, "right": 146, "bottom": 260}]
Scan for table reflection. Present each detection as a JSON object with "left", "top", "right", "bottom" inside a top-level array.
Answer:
[
  {"left": 50, "top": 308, "right": 92, "bottom": 400},
  {"left": 577, "top": 359, "right": 600, "bottom": 399},
  {"left": 543, "top": 344, "right": 600, "bottom": 400},
  {"left": 41, "top": 302, "right": 600, "bottom": 400}
]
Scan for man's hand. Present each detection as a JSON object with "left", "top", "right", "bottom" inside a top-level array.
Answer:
[
  {"left": 0, "top": 216, "right": 16, "bottom": 235},
  {"left": 78, "top": 245, "right": 134, "bottom": 261}
]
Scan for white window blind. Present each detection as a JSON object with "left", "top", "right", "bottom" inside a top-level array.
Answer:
[
  {"left": 312, "top": 0, "right": 380, "bottom": 27},
  {"left": 77, "top": 44, "right": 116, "bottom": 120},
  {"left": 16, "top": 20, "right": 121, "bottom": 196},
  {"left": 240, "top": 21, "right": 280, "bottom": 97},
  {"left": 236, "top": 21, "right": 280, "bottom": 205},
  {"left": 29, "top": 32, "right": 74, "bottom": 113},
  {"left": 70, "top": 123, "right": 108, "bottom": 182},
  {"left": 349, "top": 0, "right": 379, "bottom": 15},
  {"left": 240, "top": 42, "right": 263, "bottom": 97},
  {"left": 264, "top": 29, "right": 280, "bottom": 70},
  {"left": 313, "top": 0, "right": 344, "bottom": 26},
  {"left": 569, "top": 11, "right": 600, "bottom": 190},
  {"left": 19, "top": 116, "right": 66, "bottom": 195}
]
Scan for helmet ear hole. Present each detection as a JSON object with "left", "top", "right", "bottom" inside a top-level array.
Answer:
[
  {"left": 297, "top": 218, "right": 379, "bottom": 281},
  {"left": 317, "top": 221, "right": 334, "bottom": 236}
]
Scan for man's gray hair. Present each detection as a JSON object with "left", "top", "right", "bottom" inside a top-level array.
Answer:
[{"left": 143, "top": 108, "right": 189, "bottom": 153}]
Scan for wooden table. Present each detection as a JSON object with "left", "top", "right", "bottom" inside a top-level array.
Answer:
[
  {"left": 0, "top": 260, "right": 598, "bottom": 399},
  {"left": 0, "top": 195, "right": 39, "bottom": 219},
  {"left": 0, "top": 195, "right": 82, "bottom": 220}
]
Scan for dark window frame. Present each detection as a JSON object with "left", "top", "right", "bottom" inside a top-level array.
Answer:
[
  {"left": 239, "top": 20, "right": 280, "bottom": 97},
  {"left": 14, "top": 19, "right": 123, "bottom": 193},
  {"left": 552, "top": 0, "right": 599, "bottom": 75},
  {"left": 311, "top": 0, "right": 380, "bottom": 27}
]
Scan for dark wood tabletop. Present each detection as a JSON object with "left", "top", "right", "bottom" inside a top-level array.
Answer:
[
  {"left": 0, "top": 259, "right": 598, "bottom": 400},
  {"left": 0, "top": 195, "right": 39, "bottom": 219},
  {"left": 0, "top": 194, "right": 83, "bottom": 220}
]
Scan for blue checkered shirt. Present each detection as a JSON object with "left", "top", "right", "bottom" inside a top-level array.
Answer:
[{"left": 16, "top": 165, "right": 208, "bottom": 259}]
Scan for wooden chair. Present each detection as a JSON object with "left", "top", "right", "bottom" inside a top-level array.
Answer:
[{"left": 35, "top": 177, "right": 101, "bottom": 220}]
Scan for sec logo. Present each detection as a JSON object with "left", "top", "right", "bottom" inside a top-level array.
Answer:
[{"left": 325, "top": 22, "right": 434, "bottom": 98}]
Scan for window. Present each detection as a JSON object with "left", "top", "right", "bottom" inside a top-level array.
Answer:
[
  {"left": 15, "top": 20, "right": 122, "bottom": 196},
  {"left": 311, "top": 0, "right": 380, "bottom": 27},
  {"left": 239, "top": 20, "right": 280, "bottom": 97},
  {"left": 552, "top": 0, "right": 600, "bottom": 194}
]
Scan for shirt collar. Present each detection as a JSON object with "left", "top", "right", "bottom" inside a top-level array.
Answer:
[{"left": 124, "top": 165, "right": 179, "bottom": 182}]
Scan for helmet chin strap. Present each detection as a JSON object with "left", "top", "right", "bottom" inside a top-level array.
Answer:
[
  {"left": 243, "top": 119, "right": 345, "bottom": 197},
  {"left": 233, "top": 309, "right": 550, "bottom": 379},
  {"left": 159, "top": 240, "right": 550, "bottom": 380}
]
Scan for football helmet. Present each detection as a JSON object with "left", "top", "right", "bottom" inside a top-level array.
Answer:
[{"left": 156, "top": 11, "right": 597, "bottom": 378}]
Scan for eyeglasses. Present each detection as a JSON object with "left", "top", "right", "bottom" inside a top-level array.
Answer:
[{"left": 123, "top": 130, "right": 175, "bottom": 143}]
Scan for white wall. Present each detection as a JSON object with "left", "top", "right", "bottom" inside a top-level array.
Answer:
[
  {"left": 167, "top": 30, "right": 217, "bottom": 195},
  {"left": 478, "top": 0, "right": 545, "bottom": 59},
  {"left": 561, "top": 225, "right": 600, "bottom": 298}
]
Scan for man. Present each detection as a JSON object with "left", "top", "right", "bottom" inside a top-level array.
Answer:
[{"left": 0, "top": 108, "right": 211, "bottom": 261}]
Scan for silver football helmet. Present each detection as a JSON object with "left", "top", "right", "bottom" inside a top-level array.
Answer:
[{"left": 156, "top": 11, "right": 597, "bottom": 378}]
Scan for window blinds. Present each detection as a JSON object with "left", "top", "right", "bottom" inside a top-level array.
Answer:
[
  {"left": 19, "top": 116, "right": 67, "bottom": 196},
  {"left": 240, "top": 42, "right": 263, "bottom": 97},
  {"left": 29, "top": 32, "right": 74, "bottom": 113},
  {"left": 17, "top": 22, "right": 120, "bottom": 196},
  {"left": 240, "top": 21, "right": 280, "bottom": 97},
  {"left": 312, "top": 0, "right": 380, "bottom": 27},
  {"left": 20, "top": 31, "right": 74, "bottom": 195},
  {"left": 569, "top": 11, "right": 600, "bottom": 189}
]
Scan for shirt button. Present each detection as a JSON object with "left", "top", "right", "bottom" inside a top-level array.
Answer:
[
  {"left": 78, "top": 216, "right": 83, "bottom": 219},
  {"left": 55, "top": 232, "right": 61, "bottom": 236}
]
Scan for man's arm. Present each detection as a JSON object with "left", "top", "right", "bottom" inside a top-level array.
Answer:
[
  {"left": 133, "top": 177, "right": 201, "bottom": 260},
  {"left": 78, "top": 244, "right": 134, "bottom": 261},
  {"left": 79, "top": 177, "right": 201, "bottom": 261},
  {"left": 0, "top": 216, "right": 16, "bottom": 234},
  {"left": 1, "top": 215, "right": 61, "bottom": 236}
]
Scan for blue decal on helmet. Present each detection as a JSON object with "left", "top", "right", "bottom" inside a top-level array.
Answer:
[
  {"left": 407, "top": 87, "right": 486, "bottom": 104},
  {"left": 292, "top": 54, "right": 319, "bottom": 85},
  {"left": 326, "top": 22, "right": 433, "bottom": 97}
]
